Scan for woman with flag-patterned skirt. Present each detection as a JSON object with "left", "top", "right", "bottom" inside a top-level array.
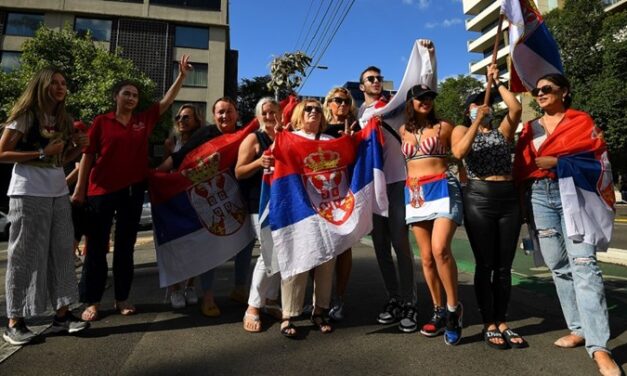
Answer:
[
  {"left": 513, "top": 73, "right": 620, "bottom": 376},
  {"left": 400, "top": 84, "right": 464, "bottom": 346},
  {"left": 451, "top": 63, "right": 525, "bottom": 350}
]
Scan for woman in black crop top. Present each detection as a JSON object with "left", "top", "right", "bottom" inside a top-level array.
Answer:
[
  {"left": 236, "top": 97, "right": 282, "bottom": 333},
  {"left": 451, "top": 63, "right": 524, "bottom": 349}
]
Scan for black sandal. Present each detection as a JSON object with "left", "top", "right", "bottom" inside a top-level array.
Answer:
[
  {"left": 280, "top": 319, "right": 297, "bottom": 338},
  {"left": 483, "top": 328, "right": 509, "bottom": 350},
  {"left": 501, "top": 328, "right": 528, "bottom": 349},
  {"left": 311, "top": 314, "right": 333, "bottom": 334}
]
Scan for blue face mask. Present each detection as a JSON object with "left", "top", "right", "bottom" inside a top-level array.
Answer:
[{"left": 469, "top": 107, "right": 493, "bottom": 125}]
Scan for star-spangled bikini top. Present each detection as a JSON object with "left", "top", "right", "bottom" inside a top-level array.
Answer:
[{"left": 401, "top": 124, "right": 448, "bottom": 160}]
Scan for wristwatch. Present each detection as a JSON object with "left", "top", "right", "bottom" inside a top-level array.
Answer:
[{"left": 38, "top": 148, "right": 46, "bottom": 160}]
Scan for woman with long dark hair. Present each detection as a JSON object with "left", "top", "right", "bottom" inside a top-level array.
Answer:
[
  {"left": 451, "top": 63, "right": 524, "bottom": 349},
  {"left": 400, "top": 84, "right": 463, "bottom": 345},
  {"left": 73, "top": 55, "right": 192, "bottom": 321},
  {"left": 0, "top": 67, "right": 89, "bottom": 345},
  {"left": 514, "top": 73, "right": 620, "bottom": 376}
]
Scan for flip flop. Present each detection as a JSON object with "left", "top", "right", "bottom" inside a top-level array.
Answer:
[
  {"left": 280, "top": 319, "right": 297, "bottom": 338},
  {"left": 114, "top": 301, "right": 136, "bottom": 316},
  {"left": 483, "top": 328, "right": 508, "bottom": 350},
  {"left": 501, "top": 328, "right": 529, "bottom": 349},
  {"left": 243, "top": 312, "right": 261, "bottom": 333},
  {"left": 311, "top": 314, "right": 333, "bottom": 334}
]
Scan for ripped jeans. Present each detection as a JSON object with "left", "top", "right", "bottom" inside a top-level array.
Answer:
[{"left": 530, "top": 178, "right": 610, "bottom": 357}]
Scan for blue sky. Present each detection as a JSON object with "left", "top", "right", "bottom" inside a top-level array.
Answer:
[{"left": 230, "top": 0, "right": 476, "bottom": 96}]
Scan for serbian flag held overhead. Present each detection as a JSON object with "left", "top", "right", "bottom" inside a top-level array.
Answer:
[
  {"left": 263, "top": 118, "right": 387, "bottom": 278},
  {"left": 148, "top": 123, "right": 257, "bottom": 287},
  {"left": 501, "top": 0, "right": 563, "bottom": 92}
]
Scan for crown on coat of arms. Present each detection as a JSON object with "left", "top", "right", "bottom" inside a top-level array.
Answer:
[
  {"left": 304, "top": 147, "right": 340, "bottom": 172},
  {"left": 181, "top": 153, "right": 220, "bottom": 183}
]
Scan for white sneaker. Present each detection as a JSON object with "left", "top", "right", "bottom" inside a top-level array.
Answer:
[
  {"left": 170, "top": 289, "right": 186, "bottom": 309},
  {"left": 184, "top": 287, "right": 198, "bottom": 305}
]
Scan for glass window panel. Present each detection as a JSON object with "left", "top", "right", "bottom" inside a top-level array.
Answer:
[
  {"left": 5, "top": 13, "right": 44, "bottom": 37},
  {"left": 151, "top": 0, "right": 221, "bottom": 11},
  {"left": 173, "top": 62, "right": 208, "bottom": 87},
  {"left": 0, "top": 51, "right": 22, "bottom": 72},
  {"left": 75, "top": 18, "right": 113, "bottom": 42},
  {"left": 175, "top": 26, "right": 209, "bottom": 49}
]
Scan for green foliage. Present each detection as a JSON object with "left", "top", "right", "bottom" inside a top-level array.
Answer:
[
  {"left": 267, "top": 51, "right": 312, "bottom": 100},
  {"left": 544, "top": 0, "right": 627, "bottom": 174},
  {"left": 0, "top": 25, "right": 156, "bottom": 125},
  {"left": 435, "top": 74, "right": 484, "bottom": 125},
  {"left": 237, "top": 75, "right": 290, "bottom": 124}
]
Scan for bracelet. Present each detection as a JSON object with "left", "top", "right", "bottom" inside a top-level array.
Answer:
[{"left": 495, "top": 81, "right": 505, "bottom": 88}]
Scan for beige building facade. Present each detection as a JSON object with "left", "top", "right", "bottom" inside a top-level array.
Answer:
[{"left": 0, "top": 0, "right": 237, "bottom": 121}]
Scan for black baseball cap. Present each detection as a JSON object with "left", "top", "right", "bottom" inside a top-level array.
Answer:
[
  {"left": 464, "top": 90, "right": 495, "bottom": 108},
  {"left": 406, "top": 84, "right": 437, "bottom": 101}
]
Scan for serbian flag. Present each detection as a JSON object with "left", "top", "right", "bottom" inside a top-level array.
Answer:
[
  {"left": 262, "top": 118, "right": 387, "bottom": 278},
  {"left": 501, "top": 0, "right": 563, "bottom": 92},
  {"left": 514, "top": 109, "right": 615, "bottom": 251},
  {"left": 363, "top": 39, "right": 437, "bottom": 130},
  {"left": 148, "top": 123, "right": 257, "bottom": 287},
  {"left": 405, "top": 173, "right": 450, "bottom": 223}
]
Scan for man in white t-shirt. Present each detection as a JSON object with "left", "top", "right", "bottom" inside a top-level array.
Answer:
[{"left": 358, "top": 66, "right": 417, "bottom": 333}]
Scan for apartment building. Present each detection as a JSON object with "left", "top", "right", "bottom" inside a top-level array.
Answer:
[{"left": 0, "top": 0, "right": 238, "bottom": 120}]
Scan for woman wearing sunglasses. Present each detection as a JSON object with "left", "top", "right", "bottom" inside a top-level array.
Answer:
[
  {"left": 514, "top": 74, "right": 620, "bottom": 376},
  {"left": 451, "top": 63, "right": 524, "bottom": 350},
  {"left": 278, "top": 99, "right": 336, "bottom": 337},
  {"left": 322, "top": 87, "right": 358, "bottom": 322},
  {"left": 400, "top": 84, "right": 464, "bottom": 345},
  {"left": 163, "top": 104, "right": 205, "bottom": 309}
]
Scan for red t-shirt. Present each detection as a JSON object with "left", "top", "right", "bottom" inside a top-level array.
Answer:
[{"left": 85, "top": 103, "right": 160, "bottom": 196}]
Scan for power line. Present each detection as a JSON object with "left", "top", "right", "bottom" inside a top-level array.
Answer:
[
  {"left": 298, "top": 0, "right": 356, "bottom": 94},
  {"left": 303, "top": 0, "right": 334, "bottom": 55},
  {"left": 307, "top": 0, "right": 346, "bottom": 68},
  {"left": 297, "top": 0, "right": 326, "bottom": 52},
  {"left": 293, "top": 0, "right": 315, "bottom": 51}
]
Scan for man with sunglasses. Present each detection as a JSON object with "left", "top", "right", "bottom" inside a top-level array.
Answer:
[{"left": 357, "top": 65, "right": 418, "bottom": 333}]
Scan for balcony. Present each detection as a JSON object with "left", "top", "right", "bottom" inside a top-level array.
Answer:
[
  {"left": 466, "top": 0, "right": 500, "bottom": 32},
  {"left": 463, "top": 0, "right": 495, "bottom": 16},
  {"left": 467, "top": 20, "right": 509, "bottom": 53},
  {"left": 469, "top": 45, "right": 509, "bottom": 75}
]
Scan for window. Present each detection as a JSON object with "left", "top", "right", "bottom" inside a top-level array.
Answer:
[
  {"left": 5, "top": 13, "right": 44, "bottom": 37},
  {"left": 151, "top": 0, "right": 221, "bottom": 11},
  {"left": 0, "top": 51, "right": 21, "bottom": 72},
  {"left": 174, "top": 25, "right": 209, "bottom": 49},
  {"left": 173, "top": 62, "right": 208, "bottom": 87},
  {"left": 75, "top": 18, "right": 113, "bottom": 42}
]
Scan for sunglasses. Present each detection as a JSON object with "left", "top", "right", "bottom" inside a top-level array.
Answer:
[
  {"left": 304, "top": 105, "right": 322, "bottom": 114},
  {"left": 175, "top": 114, "right": 191, "bottom": 122},
  {"left": 531, "top": 84, "right": 559, "bottom": 97},
  {"left": 364, "top": 75, "right": 384, "bottom": 84},
  {"left": 331, "top": 97, "right": 351, "bottom": 105}
]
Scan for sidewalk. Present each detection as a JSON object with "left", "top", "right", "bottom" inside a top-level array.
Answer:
[{"left": 0, "top": 232, "right": 625, "bottom": 375}]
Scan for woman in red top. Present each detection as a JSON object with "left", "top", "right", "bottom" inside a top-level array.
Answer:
[{"left": 72, "top": 55, "right": 192, "bottom": 321}]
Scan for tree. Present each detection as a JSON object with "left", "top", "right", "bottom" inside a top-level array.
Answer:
[
  {"left": 544, "top": 0, "right": 627, "bottom": 174},
  {"left": 238, "top": 75, "right": 276, "bottom": 125},
  {"left": 435, "top": 74, "right": 484, "bottom": 125},
  {"left": 267, "top": 51, "right": 312, "bottom": 100},
  {"left": 0, "top": 25, "right": 165, "bottom": 139}
]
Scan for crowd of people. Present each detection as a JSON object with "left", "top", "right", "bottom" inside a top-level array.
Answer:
[{"left": 0, "top": 40, "right": 621, "bottom": 376}]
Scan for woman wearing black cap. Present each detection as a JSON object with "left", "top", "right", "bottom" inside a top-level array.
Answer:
[
  {"left": 451, "top": 63, "right": 524, "bottom": 349},
  {"left": 400, "top": 84, "right": 464, "bottom": 345}
]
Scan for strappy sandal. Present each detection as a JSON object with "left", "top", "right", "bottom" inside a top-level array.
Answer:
[
  {"left": 311, "top": 314, "right": 333, "bottom": 334},
  {"left": 483, "top": 328, "right": 508, "bottom": 350},
  {"left": 243, "top": 312, "right": 261, "bottom": 333},
  {"left": 501, "top": 328, "right": 529, "bottom": 349},
  {"left": 280, "top": 318, "right": 297, "bottom": 338},
  {"left": 114, "top": 300, "right": 136, "bottom": 316}
]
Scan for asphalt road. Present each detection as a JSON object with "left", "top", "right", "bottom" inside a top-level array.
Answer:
[{"left": 0, "top": 232, "right": 625, "bottom": 375}]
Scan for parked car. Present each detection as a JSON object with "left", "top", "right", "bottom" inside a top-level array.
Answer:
[
  {"left": 0, "top": 211, "right": 10, "bottom": 240},
  {"left": 139, "top": 193, "right": 152, "bottom": 230}
]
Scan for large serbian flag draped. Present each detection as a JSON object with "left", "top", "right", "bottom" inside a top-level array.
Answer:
[
  {"left": 148, "top": 123, "right": 257, "bottom": 287},
  {"left": 501, "top": 0, "right": 563, "bottom": 92},
  {"left": 514, "top": 109, "right": 615, "bottom": 251},
  {"left": 262, "top": 118, "right": 387, "bottom": 278}
]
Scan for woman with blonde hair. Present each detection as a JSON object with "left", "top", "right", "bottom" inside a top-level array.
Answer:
[
  {"left": 0, "top": 67, "right": 89, "bottom": 345},
  {"left": 279, "top": 99, "right": 336, "bottom": 337},
  {"left": 322, "top": 87, "right": 357, "bottom": 321}
]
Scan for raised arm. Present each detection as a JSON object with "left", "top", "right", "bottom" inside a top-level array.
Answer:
[
  {"left": 159, "top": 54, "right": 193, "bottom": 115},
  {"left": 487, "top": 64, "right": 521, "bottom": 141},
  {"left": 451, "top": 106, "right": 490, "bottom": 160}
]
